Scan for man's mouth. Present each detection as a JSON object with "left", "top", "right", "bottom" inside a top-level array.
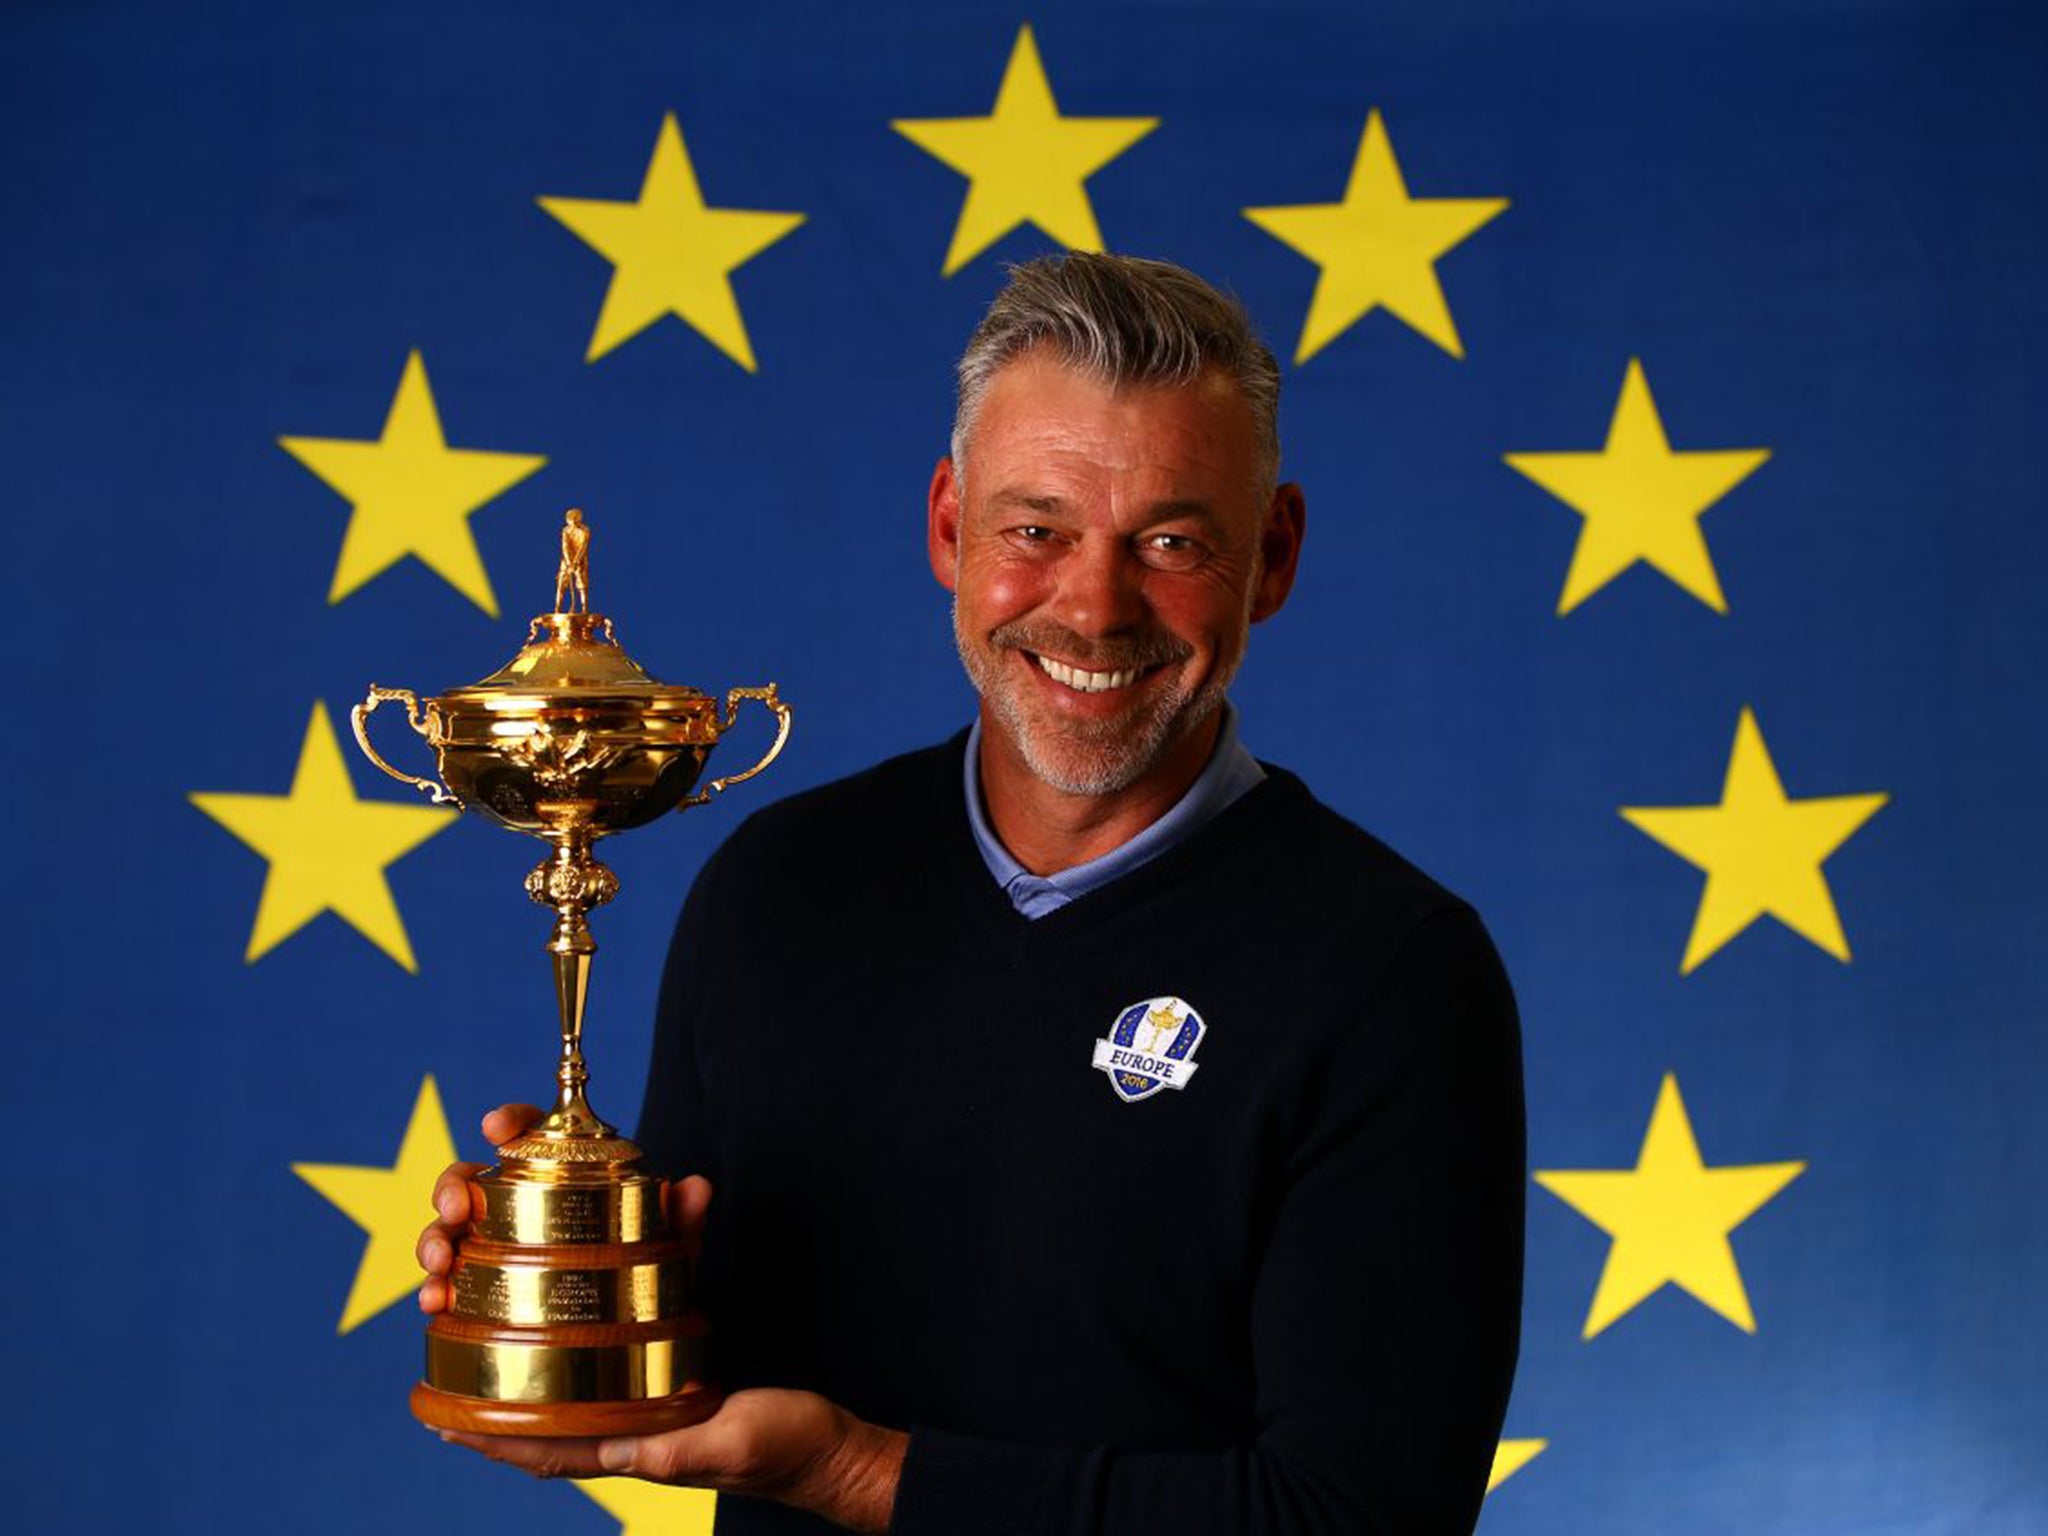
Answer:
[{"left": 1031, "top": 653, "right": 1153, "bottom": 694}]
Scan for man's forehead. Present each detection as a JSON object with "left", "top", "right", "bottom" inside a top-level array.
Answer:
[{"left": 971, "top": 356, "right": 1254, "bottom": 468}]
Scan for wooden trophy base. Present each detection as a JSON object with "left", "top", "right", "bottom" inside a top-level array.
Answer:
[{"left": 411, "top": 1379, "right": 725, "bottom": 1437}]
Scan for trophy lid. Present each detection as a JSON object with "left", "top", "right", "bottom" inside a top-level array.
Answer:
[
  {"left": 439, "top": 509, "right": 710, "bottom": 706},
  {"left": 457, "top": 611, "right": 699, "bottom": 695}
]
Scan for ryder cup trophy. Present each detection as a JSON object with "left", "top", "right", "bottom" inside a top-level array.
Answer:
[{"left": 351, "top": 509, "right": 791, "bottom": 1435}]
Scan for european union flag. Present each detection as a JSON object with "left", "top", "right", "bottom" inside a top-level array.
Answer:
[{"left": 11, "top": 1, "right": 2042, "bottom": 1531}]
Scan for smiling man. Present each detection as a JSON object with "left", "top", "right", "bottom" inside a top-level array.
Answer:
[{"left": 420, "top": 254, "right": 1525, "bottom": 1535}]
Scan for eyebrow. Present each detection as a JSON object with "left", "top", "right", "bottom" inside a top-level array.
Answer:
[
  {"left": 986, "top": 488, "right": 1220, "bottom": 524},
  {"left": 988, "top": 488, "right": 1066, "bottom": 515},
  {"left": 1142, "top": 499, "right": 1218, "bottom": 524}
]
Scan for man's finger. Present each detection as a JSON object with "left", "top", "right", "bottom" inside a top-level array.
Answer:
[
  {"left": 439, "top": 1429, "right": 607, "bottom": 1480},
  {"left": 668, "top": 1175, "right": 715, "bottom": 1263},
  {"left": 598, "top": 1433, "right": 655, "bottom": 1476},
  {"left": 596, "top": 1423, "right": 721, "bottom": 1482},
  {"left": 415, "top": 1222, "right": 460, "bottom": 1275},
  {"left": 431, "top": 1162, "right": 490, "bottom": 1225},
  {"left": 481, "top": 1104, "right": 545, "bottom": 1146},
  {"left": 417, "top": 1274, "right": 449, "bottom": 1314}
]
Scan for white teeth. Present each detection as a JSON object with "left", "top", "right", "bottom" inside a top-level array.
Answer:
[{"left": 1035, "top": 655, "right": 1140, "bottom": 693}]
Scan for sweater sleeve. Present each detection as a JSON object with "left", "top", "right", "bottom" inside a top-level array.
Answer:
[
  {"left": 633, "top": 845, "right": 722, "bottom": 1182},
  {"left": 889, "top": 905, "right": 1526, "bottom": 1536}
]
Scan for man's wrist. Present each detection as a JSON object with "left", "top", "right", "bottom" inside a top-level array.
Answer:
[{"left": 801, "top": 1410, "right": 907, "bottom": 1534}]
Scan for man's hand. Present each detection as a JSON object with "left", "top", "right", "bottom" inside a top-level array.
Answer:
[
  {"left": 413, "top": 1108, "right": 906, "bottom": 1532},
  {"left": 415, "top": 1103, "right": 540, "bottom": 1314},
  {"left": 440, "top": 1390, "right": 907, "bottom": 1533}
]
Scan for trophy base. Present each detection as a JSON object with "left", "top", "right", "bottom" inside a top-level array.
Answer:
[
  {"left": 420, "top": 1125, "right": 724, "bottom": 1441},
  {"left": 411, "top": 1379, "right": 725, "bottom": 1438}
]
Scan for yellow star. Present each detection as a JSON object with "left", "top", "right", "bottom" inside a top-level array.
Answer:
[
  {"left": 892, "top": 24, "right": 1159, "bottom": 277},
  {"left": 1487, "top": 1437, "right": 1548, "bottom": 1494},
  {"left": 540, "top": 113, "right": 805, "bottom": 369},
  {"left": 279, "top": 351, "right": 546, "bottom": 617},
  {"left": 574, "top": 1479, "right": 718, "bottom": 1536},
  {"left": 1537, "top": 1075, "right": 1805, "bottom": 1339},
  {"left": 1505, "top": 360, "right": 1771, "bottom": 615},
  {"left": 1622, "top": 708, "right": 1889, "bottom": 973},
  {"left": 1244, "top": 111, "right": 1507, "bottom": 362},
  {"left": 293, "top": 1074, "right": 459, "bottom": 1335},
  {"left": 190, "top": 701, "right": 457, "bottom": 971}
]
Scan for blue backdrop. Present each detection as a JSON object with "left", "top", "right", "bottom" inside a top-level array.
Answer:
[{"left": 9, "top": 2, "right": 2044, "bottom": 1531}]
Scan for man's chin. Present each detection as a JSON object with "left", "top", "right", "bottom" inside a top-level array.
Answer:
[
  {"left": 992, "top": 690, "right": 1223, "bottom": 799},
  {"left": 1014, "top": 738, "right": 1154, "bottom": 797}
]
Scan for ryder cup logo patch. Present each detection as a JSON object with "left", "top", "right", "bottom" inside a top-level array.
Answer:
[{"left": 1092, "top": 996, "right": 1207, "bottom": 1103}]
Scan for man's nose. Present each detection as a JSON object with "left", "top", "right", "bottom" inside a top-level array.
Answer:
[{"left": 1048, "top": 537, "right": 1145, "bottom": 637}]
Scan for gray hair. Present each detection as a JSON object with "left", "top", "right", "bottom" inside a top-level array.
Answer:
[{"left": 950, "top": 252, "right": 1282, "bottom": 494}]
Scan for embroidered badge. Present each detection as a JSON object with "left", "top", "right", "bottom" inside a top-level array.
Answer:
[{"left": 1091, "top": 995, "right": 1206, "bottom": 1103}]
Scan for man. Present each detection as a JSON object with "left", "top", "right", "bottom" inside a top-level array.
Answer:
[{"left": 417, "top": 253, "right": 1525, "bottom": 1534}]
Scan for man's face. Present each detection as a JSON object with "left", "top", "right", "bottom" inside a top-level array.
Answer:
[{"left": 928, "top": 349, "right": 1303, "bottom": 797}]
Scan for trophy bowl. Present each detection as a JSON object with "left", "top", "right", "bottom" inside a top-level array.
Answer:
[
  {"left": 351, "top": 511, "right": 791, "bottom": 1437},
  {"left": 356, "top": 610, "right": 787, "bottom": 838}
]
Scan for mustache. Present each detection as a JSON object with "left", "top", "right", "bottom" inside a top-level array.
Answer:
[{"left": 988, "top": 619, "right": 1193, "bottom": 672}]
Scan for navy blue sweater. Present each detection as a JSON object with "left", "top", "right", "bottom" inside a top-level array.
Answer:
[{"left": 637, "top": 735, "right": 1524, "bottom": 1535}]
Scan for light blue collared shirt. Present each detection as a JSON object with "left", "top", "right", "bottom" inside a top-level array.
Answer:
[{"left": 964, "top": 705, "right": 1266, "bottom": 919}]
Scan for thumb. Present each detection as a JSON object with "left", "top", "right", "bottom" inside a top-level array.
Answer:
[
  {"left": 597, "top": 1430, "right": 702, "bottom": 1480},
  {"left": 667, "top": 1174, "right": 715, "bottom": 1261},
  {"left": 480, "top": 1103, "right": 545, "bottom": 1146},
  {"left": 596, "top": 1437, "right": 640, "bottom": 1474}
]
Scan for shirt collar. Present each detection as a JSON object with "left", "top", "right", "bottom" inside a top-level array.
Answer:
[{"left": 963, "top": 703, "right": 1266, "bottom": 919}]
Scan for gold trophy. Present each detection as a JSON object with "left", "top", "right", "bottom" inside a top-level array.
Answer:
[{"left": 351, "top": 509, "right": 791, "bottom": 1436}]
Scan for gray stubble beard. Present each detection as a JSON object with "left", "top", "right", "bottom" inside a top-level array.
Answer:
[{"left": 951, "top": 598, "right": 1248, "bottom": 798}]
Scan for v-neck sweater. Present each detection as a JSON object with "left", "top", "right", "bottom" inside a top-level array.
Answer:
[{"left": 637, "top": 733, "right": 1525, "bottom": 1536}]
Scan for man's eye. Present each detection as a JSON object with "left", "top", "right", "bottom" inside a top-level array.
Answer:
[{"left": 1139, "top": 534, "right": 1204, "bottom": 570}]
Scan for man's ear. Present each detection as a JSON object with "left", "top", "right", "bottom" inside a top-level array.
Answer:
[
  {"left": 1250, "top": 482, "right": 1306, "bottom": 624},
  {"left": 928, "top": 456, "right": 963, "bottom": 593}
]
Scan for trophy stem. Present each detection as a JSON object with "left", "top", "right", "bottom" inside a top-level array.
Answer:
[
  {"left": 517, "top": 818, "right": 624, "bottom": 1147},
  {"left": 548, "top": 904, "right": 602, "bottom": 1133}
]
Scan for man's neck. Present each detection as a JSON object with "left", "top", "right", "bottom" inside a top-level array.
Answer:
[{"left": 976, "top": 709, "right": 1224, "bottom": 876}]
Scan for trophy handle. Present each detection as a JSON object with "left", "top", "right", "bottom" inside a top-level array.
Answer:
[
  {"left": 351, "top": 686, "right": 463, "bottom": 807},
  {"left": 680, "top": 684, "right": 792, "bottom": 807}
]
